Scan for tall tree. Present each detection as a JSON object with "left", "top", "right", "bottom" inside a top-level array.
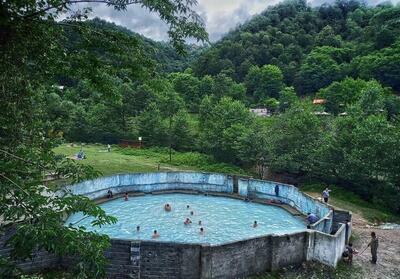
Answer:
[
  {"left": 244, "top": 64, "right": 285, "bottom": 101},
  {"left": 0, "top": 0, "right": 207, "bottom": 276}
]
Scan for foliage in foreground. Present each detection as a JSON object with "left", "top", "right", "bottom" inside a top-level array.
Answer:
[{"left": 1, "top": 0, "right": 207, "bottom": 277}]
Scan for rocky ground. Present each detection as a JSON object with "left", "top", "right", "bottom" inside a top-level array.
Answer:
[{"left": 350, "top": 213, "right": 400, "bottom": 279}]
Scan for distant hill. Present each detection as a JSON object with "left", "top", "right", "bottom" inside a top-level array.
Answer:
[{"left": 62, "top": 17, "right": 201, "bottom": 75}]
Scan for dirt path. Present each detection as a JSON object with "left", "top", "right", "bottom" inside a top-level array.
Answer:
[
  {"left": 305, "top": 192, "right": 400, "bottom": 279},
  {"left": 350, "top": 213, "right": 400, "bottom": 279}
]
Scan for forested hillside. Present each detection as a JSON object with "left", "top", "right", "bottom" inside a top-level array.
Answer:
[
  {"left": 193, "top": 0, "right": 400, "bottom": 97},
  {"left": 38, "top": 0, "right": 400, "bottom": 215}
]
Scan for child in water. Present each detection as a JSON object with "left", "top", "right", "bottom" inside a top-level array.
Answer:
[
  {"left": 164, "top": 203, "right": 172, "bottom": 212},
  {"left": 152, "top": 230, "right": 160, "bottom": 239},
  {"left": 124, "top": 192, "right": 128, "bottom": 201},
  {"left": 184, "top": 218, "right": 192, "bottom": 225}
]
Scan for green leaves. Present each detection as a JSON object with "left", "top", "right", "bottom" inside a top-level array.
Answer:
[
  {"left": 244, "top": 64, "right": 285, "bottom": 101},
  {"left": 1, "top": 0, "right": 208, "bottom": 277}
]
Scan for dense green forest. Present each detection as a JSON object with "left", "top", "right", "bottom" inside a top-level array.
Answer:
[
  {"left": 42, "top": 1, "right": 400, "bottom": 214},
  {"left": 1, "top": 0, "right": 400, "bottom": 276}
]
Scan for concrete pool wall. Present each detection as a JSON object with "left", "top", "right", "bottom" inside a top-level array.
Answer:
[
  {"left": 2, "top": 172, "right": 351, "bottom": 278},
  {"left": 65, "top": 172, "right": 333, "bottom": 233}
]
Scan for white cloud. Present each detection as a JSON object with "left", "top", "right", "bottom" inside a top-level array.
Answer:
[{"left": 68, "top": 0, "right": 400, "bottom": 42}]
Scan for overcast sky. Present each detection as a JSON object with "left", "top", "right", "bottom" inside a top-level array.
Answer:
[{"left": 78, "top": 0, "right": 399, "bottom": 42}]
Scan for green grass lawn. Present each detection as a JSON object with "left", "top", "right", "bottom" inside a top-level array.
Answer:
[
  {"left": 301, "top": 183, "right": 400, "bottom": 223},
  {"left": 53, "top": 143, "right": 249, "bottom": 177}
]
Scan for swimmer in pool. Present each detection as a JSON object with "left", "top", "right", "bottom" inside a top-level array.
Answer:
[
  {"left": 190, "top": 211, "right": 194, "bottom": 216},
  {"left": 198, "top": 220, "right": 202, "bottom": 226},
  {"left": 136, "top": 226, "right": 140, "bottom": 232},
  {"left": 253, "top": 221, "right": 258, "bottom": 228},
  {"left": 164, "top": 203, "right": 172, "bottom": 212},
  {"left": 186, "top": 205, "right": 190, "bottom": 209},
  {"left": 199, "top": 227, "right": 205, "bottom": 235},
  {"left": 184, "top": 218, "right": 192, "bottom": 225},
  {"left": 152, "top": 230, "right": 160, "bottom": 239},
  {"left": 124, "top": 192, "right": 128, "bottom": 201}
]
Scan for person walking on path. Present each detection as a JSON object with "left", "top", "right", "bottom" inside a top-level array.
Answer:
[
  {"left": 322, "top": 187, "right": 331, "bottom": 203},
  {"left": 367, "top": 231, "right": 379, "bottom": 264}
]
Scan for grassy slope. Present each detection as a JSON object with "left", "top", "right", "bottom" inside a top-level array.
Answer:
[
  {"left": 53, "top": 143, "right": 249, "bottom": 176},
  {"left": 301, "top": 183, "right": 400, "bottom": 223}
]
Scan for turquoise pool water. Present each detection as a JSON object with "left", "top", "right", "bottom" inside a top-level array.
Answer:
[{"left": 65, "top": 193, "right": 306, "bottom": 244}]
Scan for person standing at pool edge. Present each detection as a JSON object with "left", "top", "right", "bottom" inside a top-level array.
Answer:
[{"left": 322, "top": 187, "right": 331, "bottom": 203}]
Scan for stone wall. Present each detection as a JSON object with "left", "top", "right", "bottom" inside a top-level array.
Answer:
[
  {"left": 96, "top": 232, "right": 309, "bottom": 279},
  {"left": 201, "top": 236, "right": 272, "bottom": 278},
  {"left": 270, "top": 232, "right": 308, "bottom": 270}
]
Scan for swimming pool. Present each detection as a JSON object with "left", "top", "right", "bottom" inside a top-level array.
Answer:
[{"left": 65, "top": 193, "right": 306, "bottom": 244}]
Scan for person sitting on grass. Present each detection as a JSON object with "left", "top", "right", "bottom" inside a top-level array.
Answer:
[
  {"left": 164, "top": 203, "right": 172, "bottom": 212},
  {"left": 307, "top": 213, "right": 319, "bottom": 224},
  {"left": 253, "top": 221, "right": 258, "bottom": 228},
  {"left": 342, "top": 243, "right": 358, "bottom": 264},
  {"left": 184, "top": 218, "right": 192, "bottom": 225},
  {"left": 152, "top": 230, "right": 160, "bottom": 239}
]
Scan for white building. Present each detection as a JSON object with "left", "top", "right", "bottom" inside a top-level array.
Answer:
[{"left": 249, "top": 108, "right": 271, "bottom": 117}]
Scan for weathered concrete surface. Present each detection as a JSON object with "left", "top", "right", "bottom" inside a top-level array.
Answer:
[
  {"left": 64, "top": 172, "right": 333, "bottom": 234},
  {"left": 64, "top": 172, "right": 234, "bottom": 200},
  {"left": 201, "top": 236, "right": 272, "bottom": 279},
  {"left": 271, "top": 232, "right": 308, "bottom": 270},
  {"left": 240, "top": 178, "right": 333, "bottom": 233},
  {"left": 308, "top": 224, "right": 346, "bottom": 267}
]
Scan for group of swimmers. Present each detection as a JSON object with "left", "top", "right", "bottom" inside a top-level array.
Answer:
[{"left": 132, "top": 202, "right": 260, "bottom": 239}]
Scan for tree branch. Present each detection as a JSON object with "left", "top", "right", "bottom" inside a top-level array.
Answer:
[{"left": 23, "top": 0, "right": 141, "bottom": 19}]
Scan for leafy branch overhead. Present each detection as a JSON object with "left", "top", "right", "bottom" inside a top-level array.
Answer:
[
  {"left": 0, "top": 0, "right": 208, "bottom": 277},
  {"left": 4, "top": 0, "right": 208, "bottom": 52}
]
